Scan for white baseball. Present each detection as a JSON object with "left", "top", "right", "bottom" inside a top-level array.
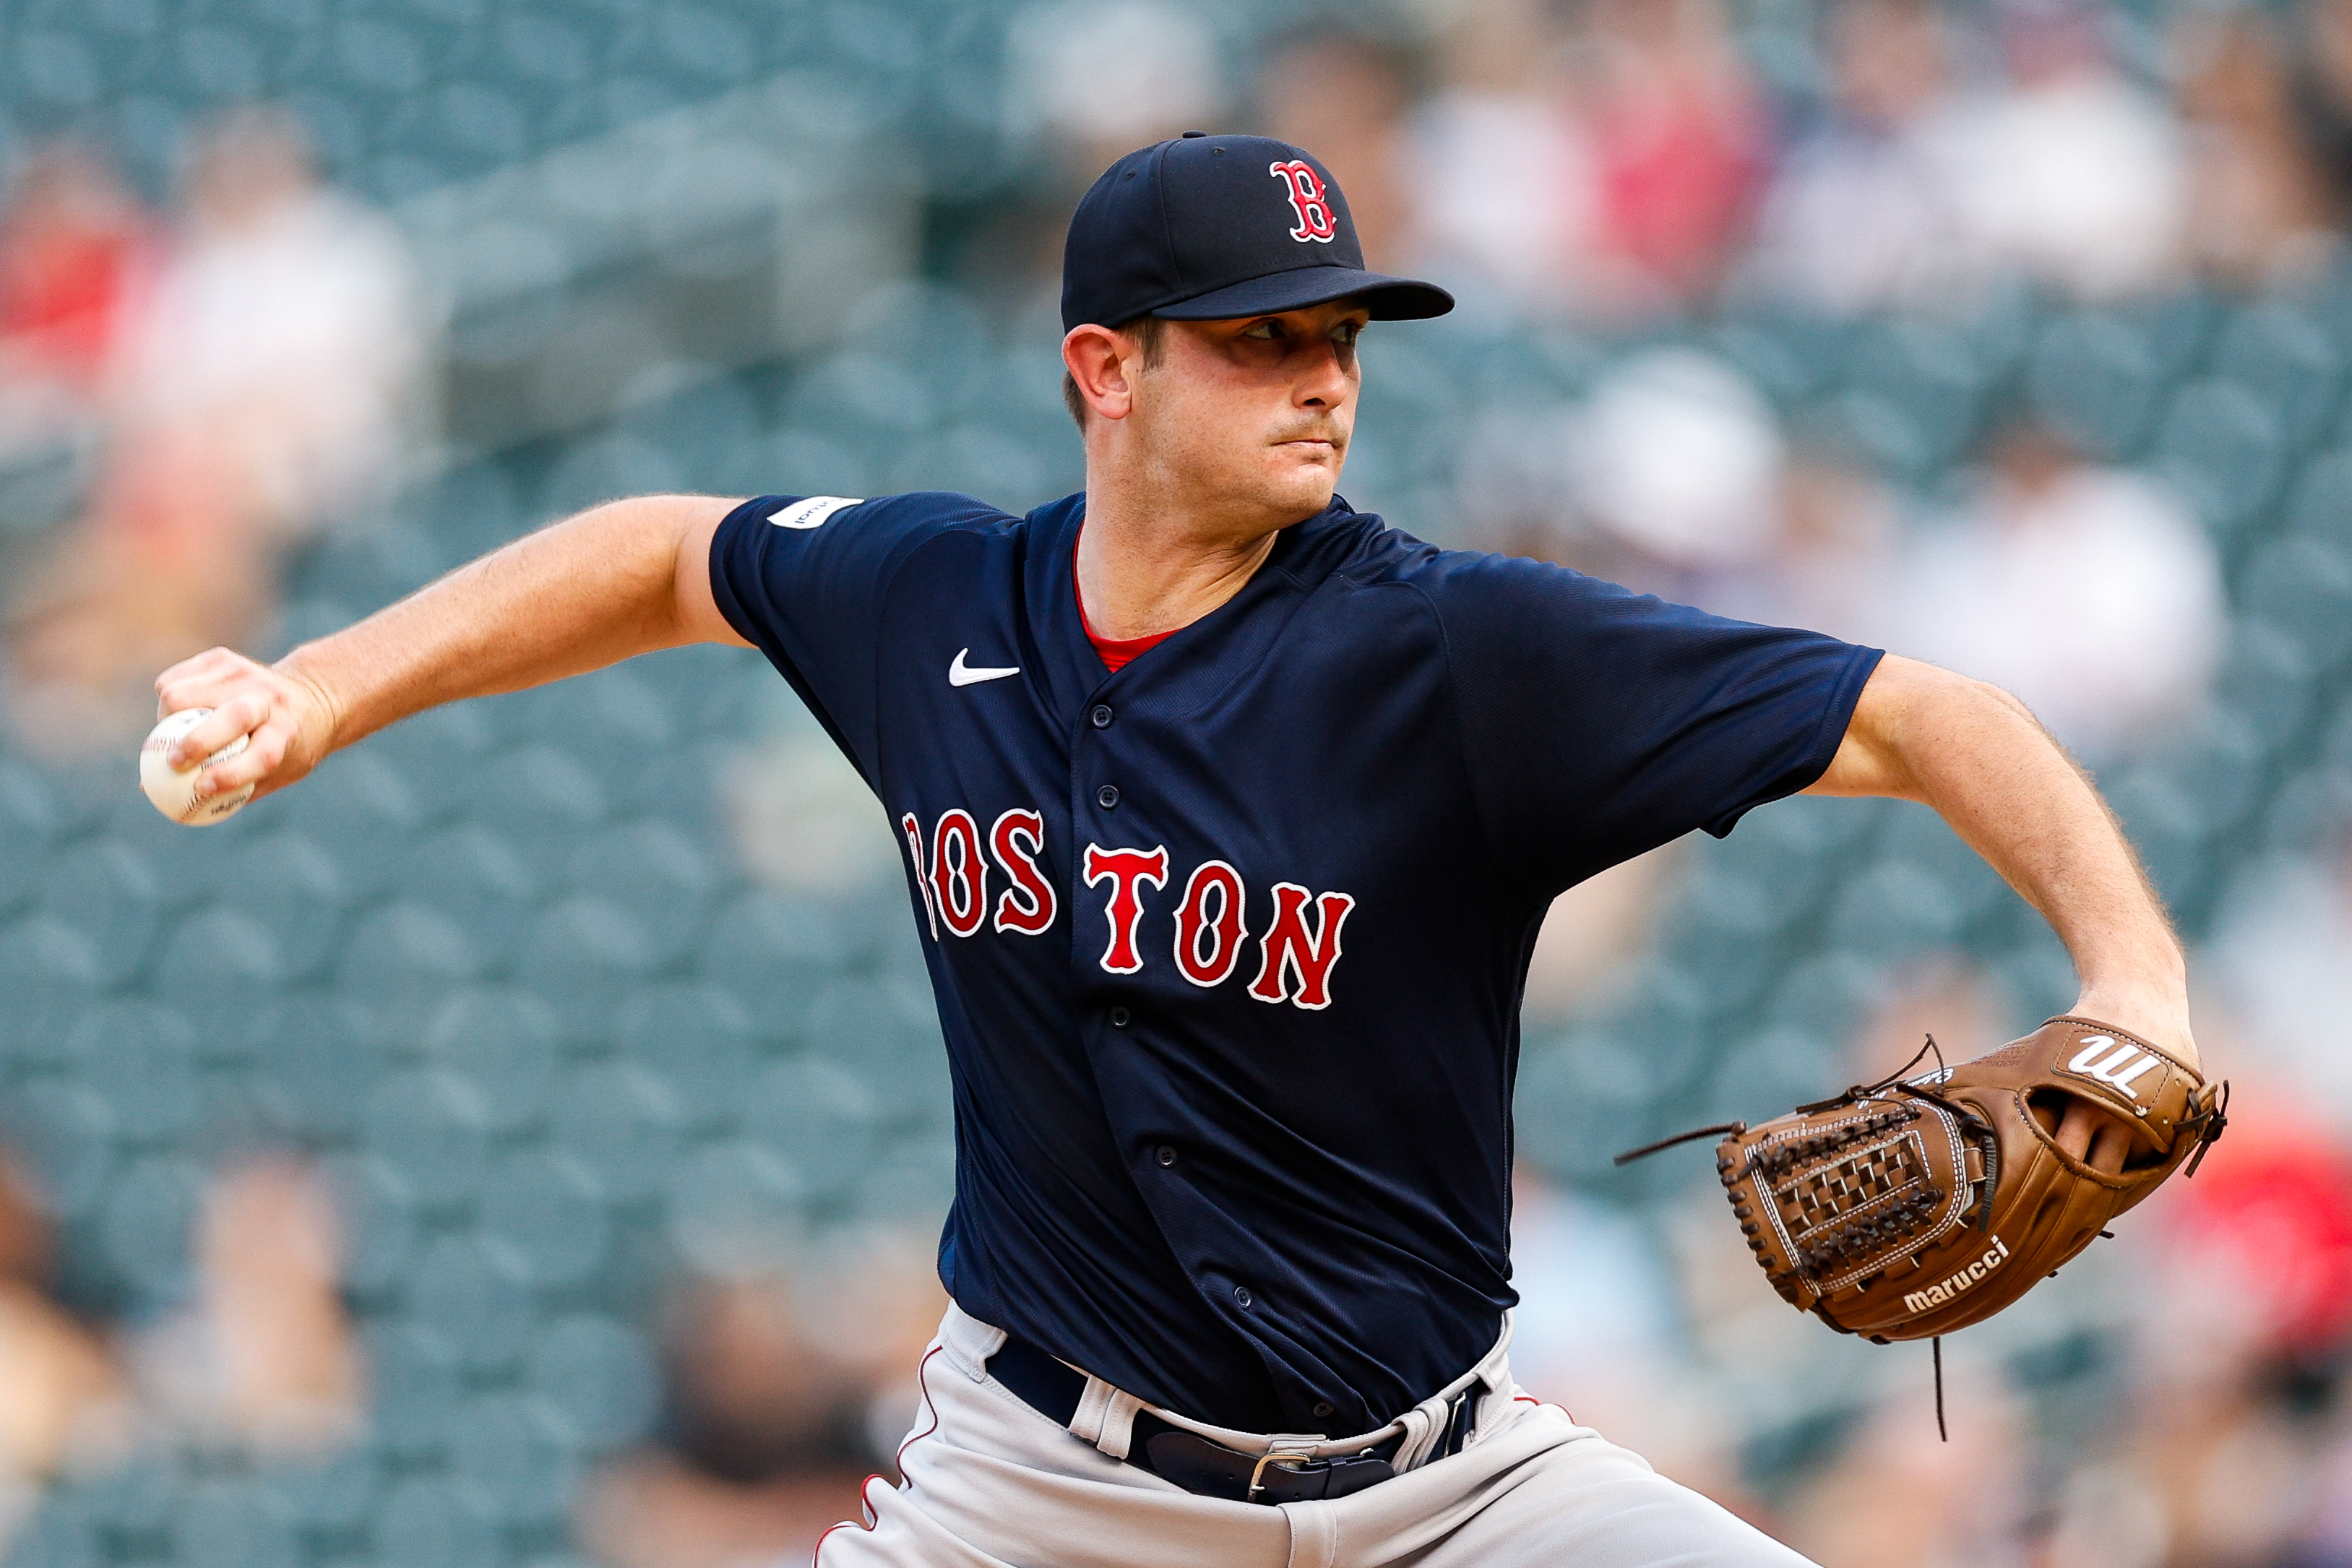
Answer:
[{"left": 140, "top": 708, "right": 255, "bottom": 826}]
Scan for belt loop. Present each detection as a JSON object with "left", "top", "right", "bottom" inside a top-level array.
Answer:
[
  {"left": 1279, "top": 1500, "right": 1340, "bottom": 1568},
  {"left": 1069, "top": 1374, "right": 1145, "bottom": 1460},
  {"left": 1388, "top": 1398, "right": 1447, "bottom": 1473},
  {"left": 941, "top": 1303, "right": 1007, "bottom": 1384}
]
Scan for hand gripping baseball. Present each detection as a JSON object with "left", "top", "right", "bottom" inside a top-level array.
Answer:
[
  {"left": 1619, "top": 1018, "right": 2226, "bottom": 1343},
  {"left": 151, "top": 647, "right": 341, "bottom": 808}
]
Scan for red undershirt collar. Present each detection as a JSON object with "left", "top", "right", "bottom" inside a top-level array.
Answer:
[{"left": 1074, "top": 534, "right": 1179, "bottom": 673}]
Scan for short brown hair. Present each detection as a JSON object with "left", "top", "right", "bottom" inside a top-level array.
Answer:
[{"left": 1062, "top": 314, "right": 1168, "bottom": 429}]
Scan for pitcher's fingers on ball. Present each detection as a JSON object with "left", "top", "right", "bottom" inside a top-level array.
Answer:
[
  {"left": 164, "top": 692, "right": 270, "bottom": 773},
  {"left": 152, "top": 645, "right": 256, "bottom": 716},
  {"left": 192, "top": 705, "right": 298, "bottom": 798}
]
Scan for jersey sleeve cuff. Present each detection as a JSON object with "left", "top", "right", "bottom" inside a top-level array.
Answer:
[
  {"left": 1702, "top": 643, "right": 1887, "bottom": 838},
  {"left": 707, "top": 494, "right": 786, "bottom": 650}
]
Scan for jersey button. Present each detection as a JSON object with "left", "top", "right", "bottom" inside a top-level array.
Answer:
[
  {"left": 1096, "top": 785, "right": 1120, "bottom": 809},
  {"left": 1232, "top": 1285, "right": 1253, "bottom": 1309},
  {"left": 1311, "top": 1401, "right": 1335, "bottom": 1420},
  {"left": 1110, "top": 1007, "right": 1131, "bottom": 1028},
  {"left": 1091, "top": 704, "right": 1114, "bottom": 729},
  {"left": 1155, "top": 1145, "right": 1176, "bottom": 1166}
]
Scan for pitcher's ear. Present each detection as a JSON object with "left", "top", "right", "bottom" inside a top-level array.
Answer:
[{"left": 1062, "top": 325, "right": 1136, "bottom": 424}]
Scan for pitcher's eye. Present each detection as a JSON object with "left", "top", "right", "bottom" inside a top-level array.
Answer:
[
  {"left": 1333, "top": 322, "right": 1362, "bottom": 345},
  {"left": 1241, "top": 320, "right": 1281, "bottom": 340}
]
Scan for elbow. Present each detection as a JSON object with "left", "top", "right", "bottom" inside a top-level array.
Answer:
[{"left": 1970, "top": 676, "right": 2039, "bottom": 728}]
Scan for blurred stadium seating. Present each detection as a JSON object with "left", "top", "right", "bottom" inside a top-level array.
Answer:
[{"left": 4, "top": 0, "right": 2352, "bottom": 1561}]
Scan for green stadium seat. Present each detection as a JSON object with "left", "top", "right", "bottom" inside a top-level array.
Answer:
[
  {"left": 425, "top": 988, "right": 561, "bottom": 1132},
  {"left": 2030, "top": 311, "right": 2164, "bottom": 461},
  {"left": 171, "top": 1480, "right": 299, "bottom": 1568},
  {"left": 220, "top": 831, "right": 350, "bottom": 983},
  {"left": 525, "top": 1312, "right": 661, "bottom": 1452},
  {"left": 515, "top": 895, "right": 658, "bottom": 1043},
  {"left": 463, "top": 744, "right": 607, "bottom": 863},
  {"left": 480, "top": 1148, "right": 609, "bottom": 1287},
  {"left": 405, "top": 1233, "right": 536, "bottom": 1371},
  {"left": 2157, "top": 379, "right": 2287, "bottom": 546},
  {"left": 336, "top": 903, "right": 481, "bottom": 1042},
  {"left": 97, "top": 1154, "right": 203, "bottom": 1294},
  {"left": 373, "top": 1476, "right": 501, "bottom": 1568},
  {"left": 2210, "top": 303, "right": 2344, "bottom": 450},
  {"left": 3, "top": 1494, "right": 101, "bottom": 1568},
  {"left": 36, "top": 840, "right": 159, "bottom": 988},
  {"left": 322, "top": 1152, "right": 418, "bottom": 1297},
  {"left": 4, "top": 1080, "right": 117, "bottom": 1220},
  {"left": 2241, "top": 533, "right": 2352, "bottom": 672},
  {"left": 281, "top": 751, "right": 423, "bottom": 900},
  {"left": 742, "top": 1055, "right": 874, "bottom": 1202},
  {"left": 663, "top": 1134, "right": 804, "bottom": 1274},
  {"left": 613, "top": 983, "right": 754, "bottom": 1129},
  {"left": 150, "top": 909, "right": 278, "bottom": 1033},
  {"left": 362, "top": 1069, "right": 493, "bottom": 1209},
  {"left": 363, "top": 1319, "right": 462, "bottom": 1461},
  {"left": 66, "top": 1001, "right": 200, "bottom": 1143},
  {"left": 273, "top": 1442, "right": 384, "bottom": 1535},
  {"left": 564, "top": 820, "right": 714, "bottom": 967},
  {"left": 397, "top": 826, "right": 539, "bottom": 968},
  {"left": 548, "top": 1061, "right": 682, "bottom": 1203},
  {"left": 447, "top": 1392, "right": 584, "bottom": 1525}
]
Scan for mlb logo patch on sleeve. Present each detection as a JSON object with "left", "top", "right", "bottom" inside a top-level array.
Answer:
[{"left": 768, "top": 496, "right": 863, "bottom": 530}]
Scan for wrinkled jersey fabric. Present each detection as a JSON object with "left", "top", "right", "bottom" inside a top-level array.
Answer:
[{"left": 710, "top": 489, "right": 1882, "bottom": 1435}]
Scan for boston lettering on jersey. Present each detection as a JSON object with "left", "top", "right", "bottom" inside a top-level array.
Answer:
[
  {"left": 709, "top": 488, "right": 1882, "bottom": 1436},
  {"left": 901, "top": 808, "right": 1353, "bottom": 1007}
]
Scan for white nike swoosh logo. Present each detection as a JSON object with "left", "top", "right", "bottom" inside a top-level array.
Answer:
[{"left": 949, "top": 648, "right": 1021, "bottom": 687}]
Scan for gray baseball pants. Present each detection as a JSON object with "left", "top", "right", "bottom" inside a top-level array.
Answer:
[{"left": 815, "top": 1304, "right": 1819, "bottom": 1568}]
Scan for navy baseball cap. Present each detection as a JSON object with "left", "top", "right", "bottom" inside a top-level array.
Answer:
[{"left": 1061, "top": 132, "right": 1453, "bottom": 333}]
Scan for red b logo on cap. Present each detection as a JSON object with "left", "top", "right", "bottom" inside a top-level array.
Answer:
[{"left": 1269, "top": 160, "right": 1337, "bottom": 244}]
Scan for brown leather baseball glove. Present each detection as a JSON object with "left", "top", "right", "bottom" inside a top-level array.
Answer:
[{"left": 1623, "top": 1017, "right": 2227, "bottom": 1343}]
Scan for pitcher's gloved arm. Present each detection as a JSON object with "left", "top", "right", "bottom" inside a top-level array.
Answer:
[{"left": 1806, "top": 654, "right": 2192, "bottom": 1173}]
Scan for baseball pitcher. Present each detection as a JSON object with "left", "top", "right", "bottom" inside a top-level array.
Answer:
[{"left": 151, "top": 134, "right": 2212, "bottom": 1567}]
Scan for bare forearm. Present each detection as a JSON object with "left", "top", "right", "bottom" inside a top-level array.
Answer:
[
  {"left": 1808, "top": 656, "right": 2192, "bottom": 1060},
  {"left": 152, "top": 493, "right": 745, "bottom": 804},
  {"left": 285, "top": 496, "right": 720, "bottom": 751}
]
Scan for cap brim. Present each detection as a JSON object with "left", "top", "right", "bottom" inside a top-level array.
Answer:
[{"left": 1149, "top": 267, "right": 1454, "bottom": 323}]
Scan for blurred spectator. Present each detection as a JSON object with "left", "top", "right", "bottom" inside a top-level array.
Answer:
[
  {"left": 2208, "top": 838, "right": 2352, "bottom": 1137},
  {"left": 132, "top": 1158, "right": 363, "bottom": 1455},
  {"left": 1780, "top": 1366, "right": 2032, "bottom": 1567},
  {"left": 1405, "top": 0, "right": 1595, "bottom": 316},
  {"left": 580, "top": 1231, "right": 944, "bottom": 1568},
  {"left": 1507, "top": 1168, "right": 1755, "bottom": 1512},
  {"left": 1252, "top": 33, "right": 1417, "bottom": 271},
  {"left": 0, "top": 1151, "right": 126, "bottom": 1531},
  {"left": 0, "top": 144, "right": 158, "bottom": 460},
  {"left": 2283, "top": 0, "right": 2352, "bottom": 215},
  {"left": 2172, "top": 7, "right": 2344, "bottom": 289},
  {"left": 2, "top": 108, "right": 427, "bottom": 757},
  {"left": 1564, "top": 345, "right": 1785, "bottom": 596},
  {"left": 1745, "top": 0, "right": 1984, "bottom": 313},
  {"left": 1522, "top": 844, "right": 1687, "bottom": 1020},
  {"left": 2036, "top": 1084, "right": 2352, "bottom": 1567},
  {"left": 1009, "top": 0, "right": 1225, "bottom": 182},
  {"left": 1893, "top": 415, "right": 2219, "bottom": 761},
  {"left": 110, "top": 107, "right": 426, "bottom": 538},
  {"left": 1571, "top": 0, "right": 1772, "bottom": 314},
  {"left": 1711, "top": 449, "right": 1904, "bottom": 646},
  {"left": 1944, "top": 0, "right": 2185, "bottom": 300}
]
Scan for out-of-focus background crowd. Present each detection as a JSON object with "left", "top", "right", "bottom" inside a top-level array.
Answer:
[{"left": 0, "top": 0, "right": 2348, "bottom": 1563}]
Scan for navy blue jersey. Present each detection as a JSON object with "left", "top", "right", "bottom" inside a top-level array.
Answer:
[{"left": 710, "top": 490, "right": 1881, "bottom": 1435}]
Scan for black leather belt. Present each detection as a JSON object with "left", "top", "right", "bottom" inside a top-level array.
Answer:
[{"left": 987, "top": 1334, "right": 1476, "bottom": 1505}]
